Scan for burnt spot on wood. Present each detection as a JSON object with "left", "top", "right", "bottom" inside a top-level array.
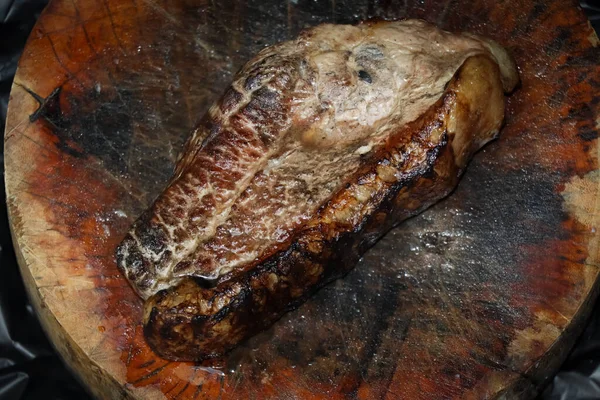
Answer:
[
  {"left": 25, "top": 84, "right": 137, "bottom": 175},
  {"left": 579, "top": 130, "right": 599, "bottom": 142},
  {"left": 545, "top": 27, "right": 572, "bottom": 56},
  {"left": 526, "top": 3, "right": 547, "bottom": 25}
]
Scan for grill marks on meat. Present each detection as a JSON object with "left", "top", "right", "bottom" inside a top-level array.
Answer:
[{"left": 116, "top": 20, "right": 519, "bottom": 361}]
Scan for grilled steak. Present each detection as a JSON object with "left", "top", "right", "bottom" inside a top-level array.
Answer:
[{"left": 116, "top": 20, "right": 519, "bottom": 361}]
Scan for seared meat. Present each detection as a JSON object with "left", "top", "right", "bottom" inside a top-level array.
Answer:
[{"left": 116, "top": 20, "right": 518, "bottom": 361}]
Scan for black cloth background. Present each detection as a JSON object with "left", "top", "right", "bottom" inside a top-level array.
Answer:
[{"left": 1, "top": 1, "right": 600, "bottom": 399}]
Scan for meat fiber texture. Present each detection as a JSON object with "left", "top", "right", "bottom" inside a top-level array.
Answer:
[{"left": 116, "top": 19, "right": 519, "bottom": 361}]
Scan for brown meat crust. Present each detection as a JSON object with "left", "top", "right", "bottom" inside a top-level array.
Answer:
[{"left": 143, "top": 55, "right": 512, "bottom": 361}]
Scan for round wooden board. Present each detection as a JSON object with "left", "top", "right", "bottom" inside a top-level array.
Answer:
[{"left": 4, "top": 0, "right": 600, "bottom": 398}]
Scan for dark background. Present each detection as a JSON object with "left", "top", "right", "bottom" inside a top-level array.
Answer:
[{"left": 1, "top": 1, "right": 600, "bottom": 399}]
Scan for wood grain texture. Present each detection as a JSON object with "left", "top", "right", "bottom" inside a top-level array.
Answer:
[{"left": 4, "top": 0, "right": 600, "bottom": 398}]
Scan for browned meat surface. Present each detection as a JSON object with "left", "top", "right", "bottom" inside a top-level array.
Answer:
[{"left": 116, "top": 19, "right": 518, "bottom": 361}]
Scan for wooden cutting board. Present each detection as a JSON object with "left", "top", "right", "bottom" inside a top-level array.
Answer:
[{"left": 4, "top": 0, "right": 600, "bottom": 398}]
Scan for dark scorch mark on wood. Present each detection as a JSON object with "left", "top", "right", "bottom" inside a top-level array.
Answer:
[{"left": 24, "top": 84, "right": 135, "bottom": 174}]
